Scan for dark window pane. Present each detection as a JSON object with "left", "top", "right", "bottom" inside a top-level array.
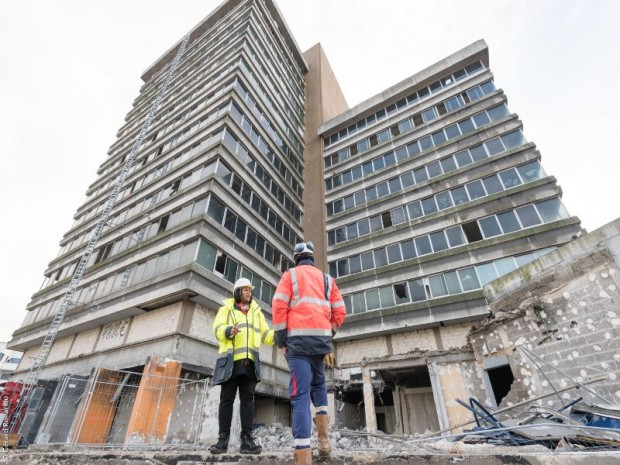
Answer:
[
  {"left": 419, "top": 135, "right": 433, "bottom": 151},
  {"left": 429, "top": 275, "right": 448, "bottom": 297},
  {"left": 401, "top": 239, "right": 416, "bottom": 259},
  {"left": 479, "top": 216, "right": 502, "bottom": 238},
  {"left": 483, "top": 175, "right": 503, "bottom": 195},
  {"left": 400, "top": 171, "right": 415, "bottom": 188},
  {"left": 361, "top": 251, "right": 374, "bottom": 270},
  {"left": 470, "top": 144, "right": 487, "bottom": 161},
  {"left": 391, "top": 206, "right": 407, "bottom": 225},
  {"left": 432, "top": 130, "right": 446, "bottom": 146},
  {"left": 413, "top": 167, "right": 428, "bottom": 183},
  {"left": 499, "top": 168, "right": 522, "bottom": 188},
  {"left": 466, "top": 180, "right": 486, "bottom": 199},
  {"left": 337, "top": 259, "right": 348, "bottom": 277},
  {"left": 516, "top": 205, "right": 542, "bottom": 227},
  {"left": 451, "top": 186, "right": 469, "bottom": 205},
  {"left": 455, "top": 150, "right": 473, "bottom": 167},
  {"left": 387, "top": 244, "right": 402, "bottom": 263},
  {"left": 409, "top": 279, "right": 426, "bottom": 302},
  {"left": 349, "top": 255, "right": 362, "bottom": 274},
  {"left": 327, "top": 230, "right": 335, "bottom": 246},
  {"left": 536, "top": 198, "right": 567, "bottom": 223},
  {"left": 223, "top": 210, "right": 237, "bottom": 233},
  {"left": 458, "top": 118, "right": 475, "bottom": 134},
  {"left": 501, "top": 130, "right": 526, "bottom": 150},
  {"left": 497, "top": 211, "right": 521, "bottom": 233},
  {"left": 407, "top": 201, "right": 423, "bottom": 219},
  {"left": 462, "top": 221, "right": 484, "bottom": 242},
  {"left": 415, "top": 235, "right": 432, "bottom": 255},
  {"left": 388, "top": 177, "right": 402, "bottom": 194},
  {"left": 444, "top": 271, "right": 462, "bottom": 295},
  {"left": 207, "top": 196, "right": 226, "bottom": 223},
  {"left": 430, "top": 231, "right": 449, "bottom": 252},
  {"left": 427, "top": 161, "right": 443, "bottom": 178},
  {"left": 440, "top": 157, "right": 457, "bottom": 173},
  {"left": 335, "top": 227, "right": 346, "bottom": 243},
  {"left": 485, "top": 137, "right": 505, "bottom": 155},
  {"left": 435, "top": 191, "right": 453, "bottom": 210},
  {"left": 518, "top": 161, "right": 545, "bottom": 182},
  {"left": 358, "top": 218, "right": 370, "bottom": 236},
  {"left": 374, "top": 248, "right": 388, "bottom": 267},
  {"left": 393, "top": 283, "right": 409, "bottom": 304},
  {"left": 381, "top": 211, "right": 392, "bottom": 228},
  {"left": 421, "top": 197, "right": 437, "bottom": 215},
  {"left": 473, "top": 112, "right": 491, "bottom": 127},
  {"left": 446, "top": 226, "right": 466, "bottom": 247}
]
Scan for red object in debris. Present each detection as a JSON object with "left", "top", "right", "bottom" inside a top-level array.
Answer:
[{"left": 1, "top": 381, "right": 24, "bottom": 433}]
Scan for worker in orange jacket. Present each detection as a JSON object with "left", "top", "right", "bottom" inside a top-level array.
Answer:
[{"left": 272, "top": 241, "right": 346, "bottom": 465}]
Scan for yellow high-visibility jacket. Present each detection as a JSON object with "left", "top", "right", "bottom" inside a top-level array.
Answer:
[{"left": 212, "top": 298, "right": 274, "bottom": 384}]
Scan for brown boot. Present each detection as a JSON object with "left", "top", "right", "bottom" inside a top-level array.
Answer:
[
  {"left": 314, "top": 414, "right": 331, "bottom": 457},
  {"left": 294, "top": 448, "right": 312, "bottom": 465}
]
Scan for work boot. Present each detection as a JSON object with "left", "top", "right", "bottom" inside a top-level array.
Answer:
[
  {"left": 314, "top": 414, "right": 331, "bottom": 457},
  {"left": 208, "top": 432, "right": 229, "bottom": 454},
  {"left": 239, "top": 431, "right": 262, "bottom": 454},
  {"left": 294, "top": 448, "right": 312, "bottom": 465}
]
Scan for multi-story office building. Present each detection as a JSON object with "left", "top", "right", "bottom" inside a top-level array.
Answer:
[{"left": 7, "top": 0, "right": 581, "bottom": 443}]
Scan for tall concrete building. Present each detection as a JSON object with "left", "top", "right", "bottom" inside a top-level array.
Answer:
[{"left": 7, "top": 0, "right": 582, "bottom": 444}]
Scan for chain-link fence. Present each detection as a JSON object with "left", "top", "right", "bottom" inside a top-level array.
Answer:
[{"left": 34, "top": 367, "right": 208, "bottom": 448}]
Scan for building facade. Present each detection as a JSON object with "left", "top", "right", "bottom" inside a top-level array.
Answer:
[{"left": 7, "top": 0, "right": 583, "bottom": 445}]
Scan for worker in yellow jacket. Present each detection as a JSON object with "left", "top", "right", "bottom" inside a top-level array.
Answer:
[{"left": 209, "top": 278, "right": 274, "bottom": 455}]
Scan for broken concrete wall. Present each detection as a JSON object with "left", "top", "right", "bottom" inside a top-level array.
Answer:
[{"left": 472, "top": 218, "right": 620, "bottom": 410}]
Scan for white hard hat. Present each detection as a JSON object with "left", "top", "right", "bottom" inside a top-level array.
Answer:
[
  {"left": 293, "top": 241, "right": 314, "bottom": 258},
  {"left": 233, "top": 277, "right": 254, "bottom": 291}
]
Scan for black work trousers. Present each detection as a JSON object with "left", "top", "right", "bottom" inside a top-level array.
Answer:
[{"left": 218, "top": 370, "right": 257, "bottom": 436}]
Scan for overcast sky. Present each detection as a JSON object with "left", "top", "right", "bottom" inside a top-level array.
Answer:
[{"left": 1, "top": 0, "right": 618, "bottom": 343}]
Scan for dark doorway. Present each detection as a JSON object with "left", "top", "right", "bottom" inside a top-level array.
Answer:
[{"left": 487, "top": 364, "right": 514, "bottom": 406}]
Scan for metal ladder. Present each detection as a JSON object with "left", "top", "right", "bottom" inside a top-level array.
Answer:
[{"left": 9, "top": 34, "right": 191, "bottom": 435}]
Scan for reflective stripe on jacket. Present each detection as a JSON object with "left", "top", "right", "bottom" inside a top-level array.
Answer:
[
  {"left": 212, "top": 297, "right": 274, "bottom": 382},
  {"left": 272, "top": 263, "right": 346, "bottom": 355}
]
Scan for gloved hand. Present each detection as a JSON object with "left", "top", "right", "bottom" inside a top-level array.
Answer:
[{"left": 324, "top": 353, "right": 335, "bottom": 369}]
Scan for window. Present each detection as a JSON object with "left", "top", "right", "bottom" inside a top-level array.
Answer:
[
  {"left": 422, "top": 107, "right": 437, "bottom": 123},
  {"left": 379, "top": 286, "right": 395, "bottom": 308},
  {"left": 485, "top": 137, "right": 505, "bottom": 155},
  {"left": 536, "top": 198, "right": 568, "bottom": 223},
  {"left": 473, "top": 112, "right": 491, "bottom": 127},
  {"left": 387, "top": 244, "right": 402, "bottom": 263},
  {"left": 349, "top": 255, "right": 362, "bottom": 274},
  {"left": 518, "top": 161, "right": 545, "bottom": 182},
  {"left": 516, "top": 205, "right": 542, "bottom": 227},
  {"left": 409, "top": 280, "right": 426, "bottom": 302},
  {"left": 361, "top": 251, "right": 374, "bottom": 270},
  {"left": 421, "top": 197, "right": 438, "bottom": 215},
  {"left": 401, "top": 240, "right": 416, "bottom": 259},
  {"left": 476, "top": 262, "right": 499, "bottom": 286},
  {"left": 458, "top": 267, "right": 480, "bottom": 291},
  {"left": 430, "top": 231, "right": 449, "bottom": 252},
  {"left": 444, "top": 96, "right": 463, "bottom": 112},
  {"left": 497, "top": 211, "right": 521, "bottom": 233},
  {"left": 393, "top": 283, "right": 409, "bottom": 304},
  {"left": 451, "top": 186, "right": 469, "bottom": 205},
  {"left": 446, "top": 226, "right": 466, "bottom": 247},
  {"left": 466, "top": 180, "right": 486, "bottom": 200},
  {"left": 429, "top": 275, "right": 448, "bottom": 297},
  {"left": 374, "top": 248, "right": 388, "bottom": 267},
  {"left": 415, "top": 235, "right": 432, "bottom": 255},
  {"left": 435, "top": 191, "right": 453, "bottom": 210},
  {"left": 407, "top": 201, "right": 423, "bottom": 219},
  {"left": 366, "top": 289, "right": 380, "bottom": 311},
  {"left": 462, "top": 221, "right": 483, "bottom": 242},
  {"left": 483, "top": 175, "right": 503, "bottom": 195},
  {"left": 499, "top": 168, "right": 522, "bottom": 188},
  {"left": 479, "top": 216, "right": 502, "bottom": 238}
]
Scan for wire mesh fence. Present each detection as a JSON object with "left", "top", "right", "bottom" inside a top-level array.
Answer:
[{"left": 33, "top": 367, "right": 208, "bottom": 448}]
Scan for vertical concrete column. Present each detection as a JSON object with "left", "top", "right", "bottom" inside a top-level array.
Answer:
[
  {"left": 361, "top": 367, "right": 377, "bottom": 437},
  {"left": 68, "top": 368, "right": 122, "bottom": 444},
  {"left": 125, "top": 354, "right": 182, "bottom": 445},
  {"left": 392, "top": 385, "right": 404, "bottom": 435}
]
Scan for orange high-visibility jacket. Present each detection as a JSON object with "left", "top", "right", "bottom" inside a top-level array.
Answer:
[{"left": 272, "top": 263, "right": 346, "bottom": 355}]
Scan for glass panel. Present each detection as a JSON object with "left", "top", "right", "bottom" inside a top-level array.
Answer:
[
  {"left": 466, "top": 180, "right": 486, "bottom": 199},
  {"left": 419, "top": 135, "right": 433, "bottom": 151},
  {"left": 432, "top": 130, "right": 446, "bottom": 146},
  {"left": 446, "top": 226, "right": 466, "bottom": 247},
  {"left": 352, "top": 293, "right": 366, "bottom": 314},
  {"left": 361, "top": 251, "right": 374, "bottom": 270},
  {"left": 413, "top": 167, "right": 428, "bottom": 183},
  {"left": 366, "top": 289, "right": 380, "bottom": 311},
  {"left": 516, "top": 205, "right": 542, "bottom": 227},
  {"left": 377, "top": 181, "right": 389, "bottom": 198},
  {"left": 379, "top": 286, "right": 395, "bottom": 308},
  {"left": 430, "top": 231, "right": 449, "bottom": 252},
  {"left": 401, "top": 239, "right": 416, "bottom": 259},
  {"left": 400, "top": 171, "right": 415, "bottom": 188},
  {"left": 479, "top": 216, "right": 502, "bottom": 238},
  {"left": 409, "top": 280, "right": 426, "bottom": 302},
  {"left": 458, "top": 118, "right": 475, "bottom": 134},
  {"left": 444, "top": 271, "right": 462, "bottom": 295},
  {"left": 429, "top": 275, "right": 448, "bottom": 297},
  {"left": 388, "top": 177, "right": 402, "bottom": 194},
  {"left": 476, "top": 262, "right": 499, "bottom": 286},
  {"left": 496, "top": 257, "right": 517, "bottom": 276},
  {"left": 346, "top": 223, "right": 358, "bottom": 240},
  {"left": 435, "top": 191, "right": 453, "bottom": 210},
  {"left": 515, "top": 253, "right": 536, "bottom": 267},
  {"left": 387, "top": 244, "right": 402, "bottom": 263},
  {"left": 349, "top": 255, "right": 362, "bottom": 274},
  {"left": 421, "top": 197, "right": 437, "bottom": 215},
  {"left": 421, "top": 108, "right": 437, "bottom": 123},
  {"left": 473, "top": 112, "right": 491, "bottom": 127},
  {"left": 415, "top": 235, "right": 432, "bottom": 255},
  {"left": 337, "top": 260, "right": 348, "bottom": 277},
  {"left": 196, "top": 240, "right": 217, "bottom": 271},
  {"left": 499, "top": 168, "right": 522, "bottom": 188},
  {"left": 501, "top": 130, "right": 526, "bottom": 149},
  {"left": 497, "top": 211, "right": 521, "bottom": 233},
  {"left": 518, "top": 161, "right": 545, "bottom": 182},
  {"left": 485, "top": 137, "right": 505, "bottom": 155},
  {"left": 370, "top": 215, "right": 383, "bottom": 232},
  {"left": 451, "top": 186, "right": 469, "bottom": 205},
  {"left": 427, "top": 161, "right": 443, "bottom": 178},
  {"left": 374, "top": 248, "right": 388, "bottom": 267},
  {"left": 391, "top": 206, "right": 407, "bottom": 225},
  {"left": 440, "top": 156, "right": 457, "bottom": 173},
  {"left": 536, "top": 198, "right": 568, "bottom": 223},
  {"left": 487, "top": 104, "right": 510, "bottom": 120},
  {"left": 458, "top": 267, "right": 480, "bottom": 291},
  {"left": 207, "top": 196, "right": 225, "bottom": 223},
  {"left": 483, "top": 175, "right": 503, "bottom": 195},
  {"left": 469, "top": 144, "right": 487, "bottom": 161},
  {"left": 358, "top": 218, "right": 370, "bottom": 236},
  {"left": 407, "top": 201, "right": 423, "bottom": 219}
]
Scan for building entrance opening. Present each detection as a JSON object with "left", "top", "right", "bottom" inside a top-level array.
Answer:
[{"left": 486, "top": 364, "right": 514, "bottom": 406}]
